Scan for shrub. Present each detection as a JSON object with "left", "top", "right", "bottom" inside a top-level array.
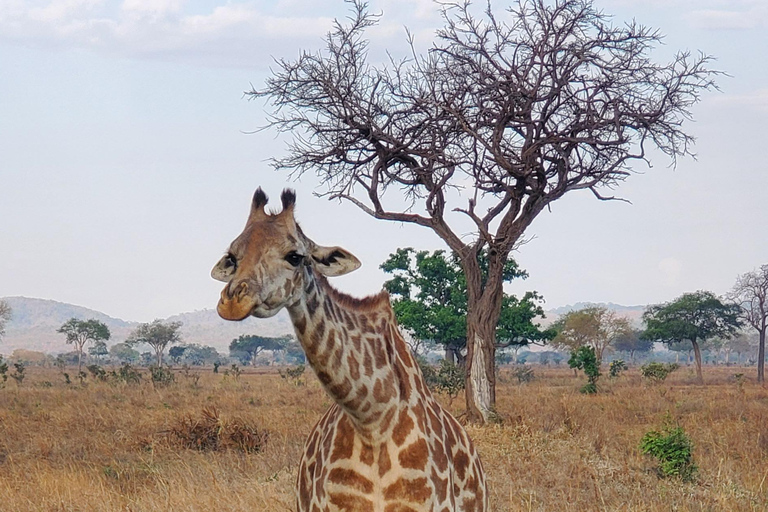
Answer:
[
  {"left": 641, "top": 423, "right": 697, "bottom": 482},
  {"left": 609, "top": 359, "right": 628, "bottom": 378},
  {"left": 279, "top": 364, "right": 306, "bottom": 386},
  {"left": 111, "top": 363, "right": 142, "bottom": 385},
  {"left": 434, "top": 359, "right": 465, "bottom": 406},
  {"left": 166, "top": 407, "right": 269, "bottom": 453},
  {"left": 0, "top": 356, "right": 8, "bottom": 387},
  {"left": 149, "top": 365, "right": 175, "bottom": 388},
  {"left": 224, "top": 364, "right": 242, "bottom": 381},
  {"left": 568, "top": 346, "right": 600, "bottom": 394},
  {"left": 640, "top": 362, "right": 679, "bottom": 383},
  {"left": 86, "top": 364, "right": 108, "bottom": 382},
  {"left": 10, "top": 362, "right": 25, "bottom": 386},
  {"left": 511, "top": 365, "right": 535, "bottom": 384}
]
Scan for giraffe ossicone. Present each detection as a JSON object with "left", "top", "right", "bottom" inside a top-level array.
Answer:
[{"left": 212, "top": 188, "right": 488, "bottom": 512}]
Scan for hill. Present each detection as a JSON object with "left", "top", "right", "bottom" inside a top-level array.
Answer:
[{"left": 0, "top": 297, "right": 292, "bottom": 355}]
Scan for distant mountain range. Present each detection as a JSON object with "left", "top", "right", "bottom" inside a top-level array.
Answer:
[
  {"left": 0, "top": 296, "right": 647, "bottom": 355},
  {"left": 0, "top": 296, "right": 293, "bottom": 355}
]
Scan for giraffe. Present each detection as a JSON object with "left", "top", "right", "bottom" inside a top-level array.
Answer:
[{"left": 212, "top": 188, "right": 487, "bottom": 512}]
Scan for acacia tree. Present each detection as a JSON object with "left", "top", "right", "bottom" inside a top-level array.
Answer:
[
  {"left": 728, "top": 265, "right": 768, "bottom": 382},
  {"left": 612, "top": 329, "right": 654, "bottom": 364},
  {"left": 381, "top": 248, "right": 552, "bottom": 364},
  {"left": 126, "top": 320, "right": 183, "bottom": 366},
  {"left": 57, "top": 318, "right": 111, "bottom": 372},
  {"left": 0, "top": 300, "right": 11, "bottom": 341},
  {"left": 642, "top": 291, "right": 741, "bottom": 383},
  {"left": 252, "top": 0, "right": 718, "bottom": 422},
  {"left": 552, "top": 306, "right": 631, "bottom": 362},
  {"left": 229, "top": 335, "right": 287, "bottom": 366}
]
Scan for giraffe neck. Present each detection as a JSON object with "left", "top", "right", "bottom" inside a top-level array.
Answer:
[{"left": 287, "top": 267, "right": 421, "bottom": 436}]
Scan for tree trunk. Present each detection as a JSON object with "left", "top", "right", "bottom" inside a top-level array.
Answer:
[
  {"left": 462, "top": 255, "right": 505, "bottom": 424},
  {"left": 758, "top": 327, "right": 766, "bottom": 383},
  {"left": 692, "top": 339, "right": 704, "bottom": 384},
  {"left": 156, "top": 348, "right": 163, "bottom": 367},
  {"left": 465, "top": 312, "right": 497, "bottom": 423}
]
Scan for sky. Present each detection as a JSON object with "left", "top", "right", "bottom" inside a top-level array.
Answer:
[{"left": 1, "top": 0, "right": 767, "bottom": 322}]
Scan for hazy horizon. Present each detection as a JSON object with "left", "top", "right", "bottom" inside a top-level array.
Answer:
[{"left": 2, "top": 0, "right": 767, "bottom": 322}]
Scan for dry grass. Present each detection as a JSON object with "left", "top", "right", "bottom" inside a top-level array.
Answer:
[{"left": 0, "top": 365, "right": 766, "bottom": 511}]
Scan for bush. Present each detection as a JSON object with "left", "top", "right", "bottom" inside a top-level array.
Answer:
[
  {"left": 511, "top": 365, "right": 535, "bottom": 384},
  {"left": 641, "top": 423, "right": 697, "bottom": 482},
  {"left": 86, "top": 364, "right": 108, "bottom": 382},
  {"left": 111, "top": 363, "right": 142, "bottom": 385},
  {"left": 568, "top": 346, "right": 600, "bottom": 394},
  {"left": 167, "top": 407, "right": 269, "bottom": 453},
  {"left": 640, "top": 362, "right": 679, "bottom": 383},
  {"left": 279, "top": 364, "right": 306, "bottom": 386},
  {"left": 10, "top": 362, "right": 25, "bottom": 386},
  {"left": 0, "top": 356, "right": 8, "bottom": 388},
  {"left": 609, "top": 359, "right": 628, "bottom": 378},
  {"left": 149, "top": 365, "right": 175, "bottom": 388}
]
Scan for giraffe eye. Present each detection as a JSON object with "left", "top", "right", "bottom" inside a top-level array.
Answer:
[
  {"left": 284, "top": 251, "right": 304, "bottom": 268},
  {"left": 224, "top": 253, "right": 237, "bottom": 270}
]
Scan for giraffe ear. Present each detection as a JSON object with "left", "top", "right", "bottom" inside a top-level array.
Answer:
[{"left": 310, "top": 245, "right": 361, "bottom": 277}]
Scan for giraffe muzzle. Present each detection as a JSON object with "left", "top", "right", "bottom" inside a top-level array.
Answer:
[{"left": 217, "top": 282, "right": 258, "bottom": 321}]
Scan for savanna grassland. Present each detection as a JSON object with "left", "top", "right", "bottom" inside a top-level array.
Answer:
[{"left": 0, "top": 365, "right": 766, "bottom": 512}]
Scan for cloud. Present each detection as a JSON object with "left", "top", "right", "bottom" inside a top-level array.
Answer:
[
  {"left": 687, "top": 5, "right": 768, "bottom": 30},
  {"left": 712, "top": 89, "right": 768, "bottom": 113},
  {"left": 0, "top": 1, "right": 337, "bottom": 67}
]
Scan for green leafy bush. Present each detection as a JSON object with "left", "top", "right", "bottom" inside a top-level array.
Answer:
[
  {"left": 149, "top": 365, "right": 175, "bottom": 388},
  {"left": 640, "top": 362, "right": 679, "bottom": 383},
  {"left": 110, "top": 363, "right": 142, "bottom": 385},
  {"left": 568, "top": 346, "right": 600, "bottom": 394},
  {"left": 279, "top": 364, "right": 306, "bottom": 386},
  {"left": 86, "top": 364, "right": 108, "bottom": 382},
  {"left": 609, "top": 359, "right": 628, "bottom": 378},
  {"left": 641, "top": 423, "right": 697, "bottom": 482}
]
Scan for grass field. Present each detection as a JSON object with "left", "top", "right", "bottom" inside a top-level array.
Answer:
[{"left": 0, "top": 365, "right": 766, "bottom": 511}]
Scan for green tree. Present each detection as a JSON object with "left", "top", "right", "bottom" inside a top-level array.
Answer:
[
  {"left": 613, "top": 329, "right": 654, "bottom": 364},
  {"left": 88, "top": 340, "right": 109, "bottom": 362},
  {"left": 642, "top": 291, "right": 741, "bottom": 383},
  {"left": 568, "top": 345, "right": 600, "bottom": 394},
  {"left": 229, "top": 335, "right": 287, "bottom": 366},
  {"left": 253, "top": 0, "right": 718, "bottom": 422},
  {"left": 381, "top": 248, "right": 552, "bottom": 365},
  {"left": 552, "top": 306, "right": 631, "bottom": 363},
  {"left": 126, "top": 320, "right": 183, "bottom": 366},
  {"left": 109, "top": 342, "right": 140, "bottom": 363},
  {"left": 728, "top": 265, "right": 768, "bottom": 382},
  {"left": 0, "top": 299, "right": 11, "bottom": 341},
  {"left": 169, "top": 345, "right": 187, "bottom": 364},
  {"left": 180, "top": 344, "right": 221, "bottom": 366},
  {"left": 57, "top": 318, "right": 111, "bottom": 373}
]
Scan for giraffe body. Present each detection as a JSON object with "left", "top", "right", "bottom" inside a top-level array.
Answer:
[{"left": 212, "top": 189, "right": 487, "bottom": 512}]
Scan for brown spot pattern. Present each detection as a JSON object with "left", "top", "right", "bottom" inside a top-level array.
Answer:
[
  {"left": 328, "top": 468, "right": 373, "bottom": 494},
  {"left": 398, "top": 438, "right": 429, "bottom": 470}
]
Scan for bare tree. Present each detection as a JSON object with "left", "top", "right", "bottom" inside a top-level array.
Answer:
[
  {"left": 0, "top": 300, "right": 11, "bottom": 341},
  {"left": 552, "top": 306, "right": 631, "bottom": 362},
  {"left": 729, "top": 265, "right": 768, "bottom": 382},
  {"left": 252, "top": 0, "right": 719, "bottom": 422}
]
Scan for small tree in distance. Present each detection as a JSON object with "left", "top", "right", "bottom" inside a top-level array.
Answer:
[
  {"left": 229, "top": 335, "right": 288, "bottom": 366},
  {"left": 613, "top": 329, "right": 654, "bottom": 364},
  {"left": 253, "top": 0, "right": 719, "bottom": 423},
  {"left": 552, "top": 306, "right": 631, "bottom": 363},
  {"left": 728, "top": 265, "right": 768, "bottom": 382},
  {"left": 643, "top": 291, "right": 741, "bottom": 384},
  {"left": 126, "top": 320, "right": 183, "bottom": 366},
  {"left": 0, "top": 300, "right": 11, "bottom": 342},
  {"left": 57, "top": 318, "right": 111, "bottom": 373}
]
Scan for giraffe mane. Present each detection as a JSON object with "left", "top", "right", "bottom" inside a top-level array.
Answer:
[{"left": 313, "top": 272, "right": 390, "bottom": 313}]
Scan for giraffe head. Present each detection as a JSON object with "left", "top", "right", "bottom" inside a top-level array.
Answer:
[{"left": 211, "top": 188, "right": 361, "bottom": 321}]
